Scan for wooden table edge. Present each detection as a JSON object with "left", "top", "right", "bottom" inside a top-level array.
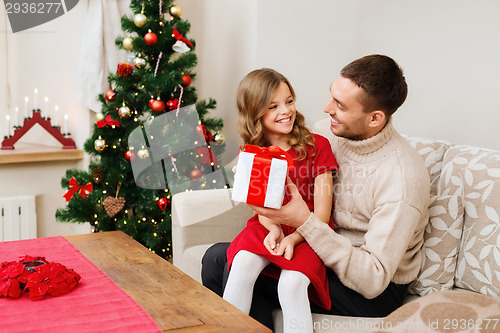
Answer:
[{"left": 65, "top": 231, "right": 271, "bottom": 333}]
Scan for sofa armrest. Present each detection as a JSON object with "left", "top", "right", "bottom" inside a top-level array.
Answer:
[{"left": 171, "top": 188, "right": 254, "bottom": 281}]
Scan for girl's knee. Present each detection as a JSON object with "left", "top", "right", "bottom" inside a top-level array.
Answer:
[
  {"left": 278, "top": 270, "right": 310, "bottom": 295},
  {"left": 231, "top": 250, "right": 267, "bottom": 272}
]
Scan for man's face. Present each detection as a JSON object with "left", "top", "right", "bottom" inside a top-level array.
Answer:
[{"left": 323, "top": 76, "right": 375, "bottom": 140}]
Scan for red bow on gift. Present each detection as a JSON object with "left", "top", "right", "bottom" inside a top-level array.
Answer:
[
  {"left": 97, "top": 115, "right": 121, "bottom": 128},
  {"left": 63, "top": 177, "right": 93, "bottom": 202},
  {"left": 172, "top": 27, "right": 193, "bottom": 47},
  {"left": 243, "top": 145, "right": 294, "bottom": 172}
]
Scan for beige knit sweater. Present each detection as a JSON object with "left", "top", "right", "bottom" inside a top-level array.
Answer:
[{"left": 297, "top": 120, "right": 430, "bottom": 299}]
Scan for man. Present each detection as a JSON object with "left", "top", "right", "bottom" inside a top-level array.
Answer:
[{"left": 201, "top": 54, "right": 430, "bottom": 329}]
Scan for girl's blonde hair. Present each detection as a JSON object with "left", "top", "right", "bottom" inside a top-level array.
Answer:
[{"left": 236, "top": 68, "right": 315, "bottom": 160}]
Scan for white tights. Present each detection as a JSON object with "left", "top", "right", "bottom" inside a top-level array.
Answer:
[{"left": 223, "top": 250, "right": 313, "bottom": 333}]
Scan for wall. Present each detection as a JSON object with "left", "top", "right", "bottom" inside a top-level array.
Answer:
[
  {"left": 1, "top": 0, "right": 500, "bottom": 237},
  {"left": 1, "top": 2, "right": 91, "bottom": 237},
  {"left": 0, "top": 159, "right": 90, "bottom": 238},
  {"left": 178, "top": 0, "right": 500, "bottom": 152}
]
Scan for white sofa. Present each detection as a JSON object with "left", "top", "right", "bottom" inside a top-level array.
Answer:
[{"left": 172, "top": 118, "right": 500, "bottom": 332}]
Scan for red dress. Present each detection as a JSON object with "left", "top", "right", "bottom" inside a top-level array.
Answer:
[{"left": 226, "top": 134, "right": 338, "bottom": 310}]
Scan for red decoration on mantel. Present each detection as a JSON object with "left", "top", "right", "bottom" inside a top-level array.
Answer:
[{"left": 1, "top": 110, "right": 76, "bottom": 150}]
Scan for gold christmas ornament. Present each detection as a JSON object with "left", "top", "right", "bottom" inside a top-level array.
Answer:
[
  {"left": 169, "top": 4, "right": 182, "bottom": 18},
  {"left": 118, "top": 105, "right": 131, "bottom": 118},
  {"left": 134, "top": 13, "right": 147, "bottom": 28},
  {"left": 94, "top": 136, "right": 106, "bottom": 152},
  {"left": 137, "top": 148, "right": 150, "bottom": 159},
  {"left": 123, "top": 36, "right": 133, "bottom": 50},
  {"left": 95, "top": 112, "right": 105, "bottom": 122},
  {"left": 214, "top": 131, "right": 226, "bottom": 143},
  {"left": 133, "top": 56, "right": 146, "bottom": 68}
]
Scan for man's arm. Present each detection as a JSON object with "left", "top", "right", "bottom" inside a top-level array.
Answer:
[
  {"left": 297, "top": 202, "right": 423, "bottom": 299},
  {"left": 251, "top": 177, "right": 426, "bottom": 299}
]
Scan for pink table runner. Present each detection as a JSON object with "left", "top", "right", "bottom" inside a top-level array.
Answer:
[{"left": 0, "top": 236, "right": 162, "bottom": 333}]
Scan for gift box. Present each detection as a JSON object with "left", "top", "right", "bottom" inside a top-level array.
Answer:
[{"left": 231, "top": 145, "right": 293, "bottom": 209}]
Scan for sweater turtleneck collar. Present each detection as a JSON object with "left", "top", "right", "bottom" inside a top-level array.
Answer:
[{"left": 336, "top": 119, "right": 398, "bottom": 162}]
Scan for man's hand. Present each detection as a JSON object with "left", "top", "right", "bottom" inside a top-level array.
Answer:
[{"left": 249, "top": 177, "right": 311, "bottom": 229}]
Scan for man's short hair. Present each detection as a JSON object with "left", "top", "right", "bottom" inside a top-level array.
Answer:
[{"left": 340, "top": 54, "right": 408, "bottom": 117}]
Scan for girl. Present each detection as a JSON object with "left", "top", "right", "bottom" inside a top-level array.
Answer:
[{"left": 224, "top": 68, "right": 338, "bottom": 332}]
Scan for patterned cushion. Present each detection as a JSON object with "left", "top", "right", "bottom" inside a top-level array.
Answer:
[
  {"left": 439, "top": 145, "right": 500, "bottom": 296},
  {"left": 409, "top": 194, "right": 464, "bottom": 296},
  {"left": 403, "top": 136, "right": 451, "bottom": 196},
  {"left": 363, "top": 290, "right": 500, "bottom": 332}
]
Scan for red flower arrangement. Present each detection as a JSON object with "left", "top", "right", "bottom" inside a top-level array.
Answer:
[{"left": 0, "top": 256, "right": 81, "bottom": 301}]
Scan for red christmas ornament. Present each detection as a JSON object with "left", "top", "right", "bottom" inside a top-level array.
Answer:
[
  {"left": 149, "top": 98, "right": 156, "bottom": 107},
  {"left": 144, "top": 32, "right": 158, "bottom": 46},
  {"left": 181, "top": 74, "right": 192, "bottom": 87},
  {"left": 190, "top": 169, "right": 203, "bottom": 180},
  {"left": 157, "top": 197, "right": 170, "bottom": 211},
  {"left": 150, "top": 99, "right": 165, "bottom": 114},
  {"left": 124, "top": 150, "right": 135, "bottom": 161},
  {"left": 105, "top": 89, "right": 116, "bottom": 102},
  {"left": 116, "top": 63, "right": 133, "bottom": 76},
  {"left": 166, "top": 98, "right": 179, "bottom": 111}
]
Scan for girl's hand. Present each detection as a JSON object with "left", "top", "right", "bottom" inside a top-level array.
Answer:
[
  {"left": 275, "top": 236, "right": 296, "bottom": 260},
  {"left": 263, "top": 226, "right": 284, "bottom": 255}
]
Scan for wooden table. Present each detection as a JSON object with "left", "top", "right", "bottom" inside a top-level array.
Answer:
[{"left": 65, "top": 231, "right": 271, "bottom": 333}]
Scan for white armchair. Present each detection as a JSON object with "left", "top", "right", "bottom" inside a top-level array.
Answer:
[{"left": 171, "top": 188, "right": 254, "bottom": 282}]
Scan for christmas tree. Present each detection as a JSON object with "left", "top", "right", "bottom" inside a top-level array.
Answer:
[{"left": 56, "top": 0, "right": 227, "bottom": 260}]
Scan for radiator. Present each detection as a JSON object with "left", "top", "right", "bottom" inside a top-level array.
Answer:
[{"left": 0, "top": 196, "right": 37, "bottom": 241}]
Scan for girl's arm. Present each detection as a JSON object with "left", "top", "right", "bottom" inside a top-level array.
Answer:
[
  {"left": 279, "top": 171, "right": 334, "bottom": 252},
  {"left": 259, "top": 215, "right": 285, "bottom": 254},
  {"left": 258, "top": 214, "right": 280, "bottom": 230},
  {"left": 312, "top": 171, "right": 334, "bottom": 224}
]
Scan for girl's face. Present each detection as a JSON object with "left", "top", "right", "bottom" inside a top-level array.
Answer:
[{"left": 261, "top": 82, "right": 296, "bottom": 144}]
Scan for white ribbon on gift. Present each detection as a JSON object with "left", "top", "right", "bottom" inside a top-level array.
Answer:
[
  {"left": 172, "top": 40, "right": 191, "bottom": 53},
  {"left": 231, "top": 151, "right": 288, "bottom": 209}
]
